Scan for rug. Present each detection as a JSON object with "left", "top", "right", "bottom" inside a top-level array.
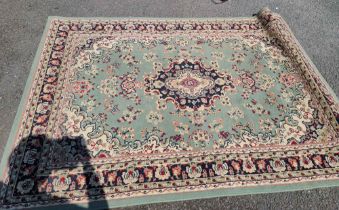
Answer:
[{"left": 0, "top": 7, "right": 338, "bottom": 209}]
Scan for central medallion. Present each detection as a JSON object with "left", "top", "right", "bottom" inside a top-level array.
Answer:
[
  {"left": 166, "top": 70, "right": 215, "bottom": 97},
  {"left": 145, "top": 60, "right": 234, "bottom": 110}
]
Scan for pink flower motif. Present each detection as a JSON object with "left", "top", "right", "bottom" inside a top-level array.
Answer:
[
  {"left": 171, "top": 165, "right": 182, "bottom": 177},
  {"left": 120, "top": 77, "right": 136, "bottom": 94},
  {"left": 32, "top": 125, "right": 46, "bottom": 136},
  {"left": 212, "top": 161, "right": 229, "bottom": 176},
  {"left": 240, "top": 73, "right": 255, "bottom": 89},
  {"left": 125, "top": 24, "right": 135, "bottom": 30},
  {"left": 256, "top": 159, "right": 266, "bottom": 171},
  {"left": 143, "top": 168, "right": 154, "bottom": 179},
  {"left": 76, "top": 174, "right": 87, "bottom": 188},
  {"left": 288, "top": 158, "right": 299, "bottom": 169},
  {"left": 270, "top": 159, "right": 286, "bottom": 172},
  {"left": 50, "top": 59, "right": 61, "bottom": 66},
  {"left": 155, "top": 165, "right": 171, "bottom": 180},
  {"left": 189, "top": 129, "right": 211, "bottom": 143},
  {"left": 138, "top": 25, "right": 145, "bottom": 31},
  {"left": 279, "top": 73, "right": 299, "bottom": 87},
  {"left": 43, "top": 84, "right": 55, "bottom": 94},
  {"left": 52, "top": 175, "right": 71, "bottom": 191},
  {"left": 72, "top": 80, "right": 92, "bottom": 95},
  {"left": 106, "top": 171, "right": 117, "bottom": 184},
  {"left": 243, "top": 159, "right": 256, "bottom": 173},
  {"left": 70, "top": 24, "right": 79, "bottom": 31},
  {"left": 231, "top": 160, "right": 241, "bottom": 172},
  {"left": 312, "top": 155, "right": 323, "bottom": 166},
  {"left": 40, "top": 94, "right": 53, "bottom": 102},
  {"left": 186, "top": 164, "right": 203, "bottom": 178},
  {"left": 325, "top": 155, "right": 338, "bottom": 167},
  {"left": 300, "top": 156, "right": 314, "bottom": 169},
  {"left": 156, "top": 25, "right": 164, "bottom": 31},
  {"left": 115, "top": 25, "right": 122, "bottom": 30}
]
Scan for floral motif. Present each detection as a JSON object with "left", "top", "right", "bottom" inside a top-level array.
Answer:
[
  {"left": 279, "top": 73, "right": 300, "bottom": 87},
  {"left": 72, "top": 80, "right": 93, "bottom": 95},
  {"left": 143, "top": 52, "right": 158, "bottom": 62},
  {"left": 220, "top": 95, "right": 231, "bottom": 106},
  {"left": 186, "top": 164, "right": 203, "bottom": 178},
  {"left": 173, "top": 121, "right": 190, "bottom": 134},
  {"left": 52, "top": 176, "right": 71, "bottom": 191},
  {"left": 325, "top": 155, "right": 338, "bottom": 168},
  {"left": 270, "top": 158, "right": 286, "bottom": 172},
  {"left": 300, "top": 156, "right": 314, "bottom": 169},
  {"left": 212, "top": 161, "right": 229, "bottom": 176},
  {"left": 120, "top": 54, "right": 138, "bottom": 65},
  {"left": 117, "top": 127, "right": 135, "bottom": 141},
  {"left": 227, "top": 107, "right": 244, "bottom": 119},
  {"left": 143, "top": 168, "right": 154, "bottom": 179},
  {"left": 208, "top": 118, "right": 224, "bottom": 132},
  {"left": 76, "top": 174, "right": 87, "bottom": 189},
  {"left": 155, "top": 165, "right": 171, "bottom": 180},
  {"left": 120, "top": 76, "right": 137, "bottom": 94},
  {"left": 122, "top": 168, "right": 139, "bottom": 184},
  {"left": 118, "top": 106, "right": 143, "bottom": 124},
  {"left": 243, "top": 159, "right": 257, "bottom": 173},
  {"left": 189, "top": 129, "right": 212, "bottom": 146},
  {"left": 146, "top": 111, "right": 164, "bottom": 125},
  {"left": 171, "top": 165, "right": 182, "bottom": 177},
  {"left": 16, "top": 179, "right": 34, "bottom": 195},
  {"left": 188, "top": 111, "right": 205, "bottom": 126},
  {"left": 99, "top": 77, "right": 120, "bottom": 97},
  {"left": 36, "top": 102, "right": 50, "bottom": 114}
]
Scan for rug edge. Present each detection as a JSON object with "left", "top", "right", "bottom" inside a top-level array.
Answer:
[
  {"left": 0, "top": 17, "right": 55, "bottom": 181},
  {"left": 19, "top": 179, "right": 339, "bottom": 210},
  {"left": 46, "top": 15, "right": 257, "bottom": 21}
]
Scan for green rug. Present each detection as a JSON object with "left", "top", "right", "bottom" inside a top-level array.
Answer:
[{"left": 0, "top": 7, "right": 338, "bottom": 209}]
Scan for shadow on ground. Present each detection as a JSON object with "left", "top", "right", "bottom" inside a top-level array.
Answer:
[{"left": 0, "top": 135, "right": 109, "bottom": 209}]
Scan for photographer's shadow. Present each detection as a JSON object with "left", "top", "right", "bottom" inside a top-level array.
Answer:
[{"left": 1, "top": 135, "right": 109, "bottom": 209}]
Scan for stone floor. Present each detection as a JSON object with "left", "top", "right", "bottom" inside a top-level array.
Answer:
[{"left": 0, "top": 0, "right": 338, "bottom": 209}]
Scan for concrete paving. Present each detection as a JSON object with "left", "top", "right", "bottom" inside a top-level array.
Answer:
[{"left": 0, "top": 0, "right": 338, "bottom": 209}]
